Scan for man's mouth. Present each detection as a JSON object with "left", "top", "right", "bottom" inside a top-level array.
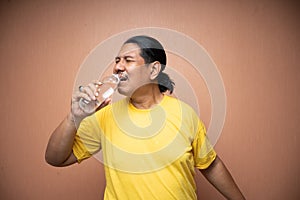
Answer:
[{"left": 118, "top": 73, "right": 128, "bottom": 82}]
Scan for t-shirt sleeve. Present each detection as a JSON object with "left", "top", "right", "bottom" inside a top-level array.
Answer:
[
  {"left": 192, "top": 119, "right": 217, "bottom": 169},
  {"left": 73, "top": 113, "right": 102, "bottom": 163}
]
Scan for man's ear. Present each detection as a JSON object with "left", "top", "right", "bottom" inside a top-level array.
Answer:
[{"left": 150, "top": 61, "right": 161, "bottom": 80}]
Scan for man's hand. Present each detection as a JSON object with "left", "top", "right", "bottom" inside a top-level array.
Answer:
[{"left": 71, "top": 80, "right": 111, "bottom": 126}]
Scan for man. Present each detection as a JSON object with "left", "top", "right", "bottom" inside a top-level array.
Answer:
[{"left": 45, "top": 35, "right": 245, "bottom": 199}]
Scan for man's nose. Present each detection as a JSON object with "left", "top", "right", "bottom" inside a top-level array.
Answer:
[{"left": 113, "top": 60, "right": 125, "bottom": 74}]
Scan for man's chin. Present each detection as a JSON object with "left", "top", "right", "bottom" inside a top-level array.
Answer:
[{"left": 117, "top": 88, "right": 131, "bottom": 97}]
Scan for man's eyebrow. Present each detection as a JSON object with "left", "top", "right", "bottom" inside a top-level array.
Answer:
[
  {"left": 115, "top": 55, "right": 135, "bottom": 60},
  {"left": 124, "top": 55, "right": 135, "bottom": 59}
]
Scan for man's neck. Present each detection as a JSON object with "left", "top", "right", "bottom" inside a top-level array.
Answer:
[{"left": 130, "top": 84, "right": 164, "bottom": 109}]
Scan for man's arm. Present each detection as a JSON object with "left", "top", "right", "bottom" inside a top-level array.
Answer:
[
  {"left": 45, "top": 113, "right": 78, "bottom": 167},
  {"left": 45, "top": 81, "right": 107, "bottom": 167},
  {"left": 200, "top": 156, "right": 246, "bottom": 200}
]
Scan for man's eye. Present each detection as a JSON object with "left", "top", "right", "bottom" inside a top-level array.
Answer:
[
  {"left": 126, "top": 59, "right": 134, "bottom": 62},
  {"left": 115, "top": 59, "right": 120, "bottom": 64}
]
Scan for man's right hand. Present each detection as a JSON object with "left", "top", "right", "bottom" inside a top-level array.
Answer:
[{"left": 71, "top": 80, "right": 111, "bottom": 126}]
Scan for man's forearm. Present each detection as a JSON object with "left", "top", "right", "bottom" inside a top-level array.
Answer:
[{"left": 200, "top": 156, "right": 245, "bottom": 200}]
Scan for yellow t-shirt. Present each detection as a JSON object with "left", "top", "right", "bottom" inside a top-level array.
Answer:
[{"left": 73, "top": 95, "right": 216, "bottom": 200}]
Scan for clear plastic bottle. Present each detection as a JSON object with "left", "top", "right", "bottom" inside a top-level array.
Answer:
[{"left": 79, "top": 74, "right": 120, "bottom": 113}]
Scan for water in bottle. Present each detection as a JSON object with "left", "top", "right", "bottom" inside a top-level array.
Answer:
[{"left": 79, "top": 74, "right": 120, "bottom": 113}]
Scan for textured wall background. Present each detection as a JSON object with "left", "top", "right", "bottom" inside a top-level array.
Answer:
[{"left": 0, "top": 0, "right": 299, "bottom": 199}]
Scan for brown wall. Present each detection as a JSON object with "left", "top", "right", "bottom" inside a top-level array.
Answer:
[{"left": 0, "top": 0, "right": 299, "bottom": 199}]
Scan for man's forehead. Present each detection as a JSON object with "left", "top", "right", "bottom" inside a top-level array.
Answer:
[{"left": 118, "top": 43, "right": 141, "bottom": 57}]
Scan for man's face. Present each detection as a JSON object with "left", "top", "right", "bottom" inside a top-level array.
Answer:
[{"left": 113, "top": 43, "right": 152, "bottom": 97}]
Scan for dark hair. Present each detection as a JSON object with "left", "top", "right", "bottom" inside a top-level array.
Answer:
[{"left": 124, "top": 35, "right": 175, "bottom": 94}]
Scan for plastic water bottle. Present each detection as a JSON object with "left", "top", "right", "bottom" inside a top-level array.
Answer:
[{"left": 79, "top": 74, "right": 120, "bottom": 113}]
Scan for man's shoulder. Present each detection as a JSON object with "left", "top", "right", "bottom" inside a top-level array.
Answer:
[{"left": 163, "top": 95, "right": 195, "bottom": 113}]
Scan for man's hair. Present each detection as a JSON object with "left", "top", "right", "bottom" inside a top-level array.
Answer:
[{"left": 124, "top": 35, "right": 175, "bottom": 94}]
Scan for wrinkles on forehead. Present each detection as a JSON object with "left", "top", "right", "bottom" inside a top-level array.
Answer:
[
  {"left": 115, "top": 43, "right": 145, "bottom": 63},
  {"left": 118, "top": 43, "right": 140, "bottom": 56}
]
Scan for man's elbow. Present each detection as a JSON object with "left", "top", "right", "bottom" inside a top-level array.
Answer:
[
  {"left": 45, "top": 150, "right": 65, "bottom": 167},
  {"left": 45, "top": 152, "right": 60, "bottom": 167},
  {"left": 45, "top": 150, "right": 77, "bottom": 167}
]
